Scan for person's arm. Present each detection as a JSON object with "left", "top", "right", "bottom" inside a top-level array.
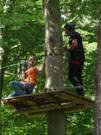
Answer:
[
  {"left": 21, "top": 71, "right": 27, "bottom": 81},
  {"left": 36, "top": 57, "right": 45, "bottom": 72},
  {"left": 36, "top": 63, "right": 45, "bottom": 72},
  {"left": 67, "top": 38, "right": 78, "bottom": 51},
  {"left": 63, "top": 38, "right": 78, "bottom": 53}
]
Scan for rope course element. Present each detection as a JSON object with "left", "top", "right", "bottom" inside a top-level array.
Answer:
[
  {"left": 2, "top": 90, "right": 94, "bottom": 116},
  {"left": 0, "top": 60, "right": 26, "bottom": 70}
]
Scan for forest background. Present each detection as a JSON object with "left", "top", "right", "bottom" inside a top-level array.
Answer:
[{"left": 0, "top": 0, "right": 100, "bottom": 135}]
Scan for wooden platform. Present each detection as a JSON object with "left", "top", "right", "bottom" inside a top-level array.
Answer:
[{"left": 2, "top": 90, "right": 94, "bottom": 116}]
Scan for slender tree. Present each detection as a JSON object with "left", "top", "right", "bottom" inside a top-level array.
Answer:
[
  {"left": 44, "top": 0, "right": 66, "bottom": 135},
  {"left": 0, "top": 47, "right": 4, "bottom": 101},
  {"left": 95, "top": 5, "right": 101, "bottom": 135},
  {"left": 0, "top": 47, "right": 4, "bottom": 135},
  {"left": 0, "top": 0, "right": 15, "bottom": 100}
]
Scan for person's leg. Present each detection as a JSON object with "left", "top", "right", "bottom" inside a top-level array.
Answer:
[
  {"left": 9, "top": 81, "right": 25, "bottom": 96},
  {"left": 7, "top": 90, "right": 25, "bottom": 98},
  {"left": 68, "top": 63, "right": 84, "bottom": 96},
  {"left": 78, "top": 63, "right": 84, "bottom": 85},
  {"left": 9, "top": 81, "right": 25, "bottom": 90},
  {"left": 24, "top": 83, "right": 34, "bottom": 94},
  {"left": 76, "top": 63, "right": 84, "bottom": 96},
  {"left": 68, "top": 63, "right": 79, "bottom": 86}
]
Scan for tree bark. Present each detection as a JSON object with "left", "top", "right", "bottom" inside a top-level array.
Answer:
[
  {"left": 0, "top": 28, "right": 4, "bottom": 102},
  {"left": 47, "top": 110, "right": 66, "bottom": 135},
  {"left": 0, "top": 47, "right": 4, "bottom": 135},
  {"left": 44, "top": 0, "right": 66, "bottom": 135},
  {"left": 44, "top": 0, "right": 64, "bottom": 90},
  {"left": 95, "top": 9, "right": 101, "bottom": 135}
]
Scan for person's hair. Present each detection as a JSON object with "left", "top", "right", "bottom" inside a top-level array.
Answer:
[
  {"left": 64, "top": 23, "right": 75, "bottom": 31},
  {"left": 27, "top": 55, "right": 36, "bottom": 65},
  {"left": 28, "top": 56, "right": 36, "bottom": 61}
]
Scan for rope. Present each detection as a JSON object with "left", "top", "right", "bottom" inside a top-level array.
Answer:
[{"left": 0, "top": 60, "right": 26, "bottom": 70}]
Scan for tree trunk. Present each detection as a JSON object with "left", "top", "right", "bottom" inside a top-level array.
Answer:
[
  {"left": 0, "top": 28, "right": 4, "bottom": 102},
  {"left": 44, "top": 0, "right": 64, "bottom": 90},
  {"left": 95, "top": 11, "right": 101, "bottom": 135},
  {"left": 0, "top": 47, "right": 4, "bottom": 135},
  {"left": 47, "top": 110, "right": 66, "bottom": 135},
  {"left": 44, "top": 0, "right": 66, "bottom": 135}
]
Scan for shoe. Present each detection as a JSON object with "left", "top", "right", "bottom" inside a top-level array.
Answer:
[
  {"left": 7, "top": 92, "right": 17, "bottom": 99},
  {"left": 7, "top": 91, "right": 25, "bottom": 98},
  {"left": 75, "top": 86, "right": 84, "bottom": 97},
  {"left": 76, "top": 91, "right": 84, "bottom": 97}
]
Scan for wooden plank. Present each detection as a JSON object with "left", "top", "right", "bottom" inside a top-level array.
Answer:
[
  {"left": 2, "top": 90, "right": 95, "bottom": 115},
  {"left": 2, "top": 90, "right": 94, "bottom": 105},
  {"left": 13, "top": 102, "right": 86, "bottom": 116}
]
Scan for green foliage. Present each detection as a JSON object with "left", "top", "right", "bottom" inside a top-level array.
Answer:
[
  {"left": 84, "top": 42, "right": 97, "bottom": 97},
  {"left": 1, "top": 105, "right": 47, "bottom": 135},
  {"left": 0, "top": 0, "right": 98, "bottom": 134},
  {"left": 67, "top": 109, "right": 94, "bottom": 135}
]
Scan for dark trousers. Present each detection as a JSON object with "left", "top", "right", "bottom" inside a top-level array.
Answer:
[{"left": 68, "top": 62, "right": 84, "bottom": 96}]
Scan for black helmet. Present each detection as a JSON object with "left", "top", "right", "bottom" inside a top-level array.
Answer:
[{"left": 64, "top": 23, "right": 75, "bottom": 31}]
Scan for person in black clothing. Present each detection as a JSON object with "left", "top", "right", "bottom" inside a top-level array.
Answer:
[{"left": 64, "top": 23, "right": 85, "bottom": 96}]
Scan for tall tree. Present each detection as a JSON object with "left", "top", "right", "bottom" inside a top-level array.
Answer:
[
  {"left": 0, "top": 47, "right": 4, "bottom": 101},
  {"left": 95, "top": 6, "right": 101, "bottom": 135},
  {"left": 44, "top": 0, "right": 64, "bottom": 90},
  {"left": 44, "top": 0, "right": 66, "bottom": 135},
  {"left": 0, "top": 0, "right": 15, "bottom": 101},
  {"left": 0, "top": 21, "right": 4, "bottom": 101},
  {"left": 0, "top": 47, "right": 4, "bottom": 135}
]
